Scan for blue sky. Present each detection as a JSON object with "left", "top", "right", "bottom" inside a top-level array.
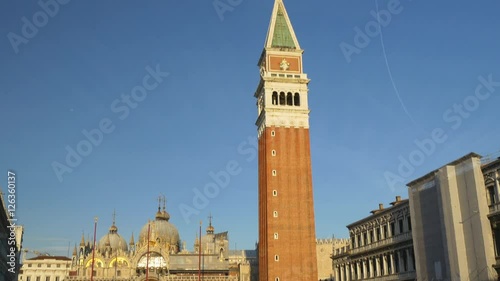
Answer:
[{"left": 1, "top": 0, "right": 500, "bottom": 256}]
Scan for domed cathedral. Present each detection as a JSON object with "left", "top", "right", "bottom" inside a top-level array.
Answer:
[{"left": 66, "top": 197, "right": 254, "bottom": 281}]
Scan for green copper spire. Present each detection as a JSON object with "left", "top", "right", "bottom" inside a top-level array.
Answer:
[
  {"left": 271, "top": 6, "right": 296, "bottom": 49},
  {"left": 264, "top": 0, "right": 300, "bottom": 50}
]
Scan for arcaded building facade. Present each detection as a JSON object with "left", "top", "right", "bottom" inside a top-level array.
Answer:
[
  {"left": 255, "top": 1, "right": 318, "bottom": 281},
  {"left": 484, "top": 157, "right": 500, "bottom": 276},
  {"left": 408, "top": 153, "right": 497, "bottom": 281},
  {"left": 332, "top": 197, "right": 415, "bottom": 281}
]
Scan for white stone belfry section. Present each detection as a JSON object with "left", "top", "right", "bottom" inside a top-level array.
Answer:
[{"left": 254, "top": 0, "right": 311, "bottom": 138}]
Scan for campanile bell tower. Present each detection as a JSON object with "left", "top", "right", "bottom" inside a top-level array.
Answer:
[{"left": 255, "top": 1, "right": 318, "bottom": 280}]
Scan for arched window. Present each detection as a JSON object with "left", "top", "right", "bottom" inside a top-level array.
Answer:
[
  {"left": 272, "top": 92, "right": 278, "bottom": 105},
  {"left": 279, "top": 92, "right": 285, "bottom": 105},
  {"left": 286, "top": 93, "right": 293, "bottom": 105},
  {"left": 294, "top": 93, "right": 300, "bottom": 106}
]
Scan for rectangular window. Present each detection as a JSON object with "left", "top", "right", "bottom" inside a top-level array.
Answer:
[
  {"left": 117, "top": 271, "right": 121, "bottom": 277},
  {"left": 488, "top": 186, "right": 496, "bottom": 205},
  {"left": 46, "top": 277, "right": 50, "bottom": 281},
  {"left": 408, "top": 216, "right": 412, "bottom": 231},
  {"left": 36, "top": 277, "right": 40, "bottom": 281},
  {"left": 383, "top": 225, "right": 388, "bottom": 239},
  {"left": 27, "top": 277, "right": 31, "bottom": 281},
  {"left": 390, "top": 222, "right": 395, "bottom": 236},
  {"left": 380, "top": 256, "right": 385, "bottom": 276},
  {"left": 399, "top": 219, "right": 404, "bottom": 233},
  {"left": 47, "top": 264, "right": 51, "bottom": 268},
  {"left": 370, "top": 230, "right": 374, "bottom": 243},
  {"left": 395, "top": 253, "right": 400, "bottom": 273},
  {"left": 351, "top": 236, "right": 355, "bottom": 248},
  {"left": 363, "top": 233, "right": 367, "bottom": 245},
  {"left": 56, "top": 278, "right": 60, "bottom": 281},
  {"left": 358, "top": 235, "right": 362, "bottom": 247},
  {"left": 376, "top": 228, "right": 381, "bottom": 240},
  {"left": 57, "top": 264, "right": 61, "bottom": 268}
]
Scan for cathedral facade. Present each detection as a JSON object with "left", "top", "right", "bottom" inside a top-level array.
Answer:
[{"left": 66, "top": 202, "right": 253, "bottom": 281}]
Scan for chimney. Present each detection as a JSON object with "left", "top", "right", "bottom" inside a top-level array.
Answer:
[
  {"left": 379, "top": 203, "right": 384, "bottom": 210},
  {"left": 396, "top": 196, "right": 401, "bottom": 202}
]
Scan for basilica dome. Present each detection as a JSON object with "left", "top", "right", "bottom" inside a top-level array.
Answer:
[
  {"left": 97, "top": 224, "right": 128, "bottom": 252},
  {"left": 139, "top": 208, "right": 180, "bottom": 251}
]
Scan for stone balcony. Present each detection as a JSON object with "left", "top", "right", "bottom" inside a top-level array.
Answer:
[
  {"left": 356, "top": 271, "right": 416, "bottom": 281},
  {"left": 488, "top": 203, "right": 500, "bottom": 217},
  {"left": 350, "top": 232, "right": 412, "bottom": 256},
  {"left": 264, "top": 71, "right": 308, "bottom": 80}
]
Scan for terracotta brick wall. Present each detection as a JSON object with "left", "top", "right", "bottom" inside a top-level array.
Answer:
[{"left": 259, "top": 126, "right": 318, "bottom": 281}]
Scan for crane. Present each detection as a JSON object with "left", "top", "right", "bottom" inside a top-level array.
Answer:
[{"left": 23, "top": 248, "right": 52, "bottom": 259}]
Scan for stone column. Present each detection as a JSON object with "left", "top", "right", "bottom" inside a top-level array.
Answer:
[
  {"left": 369, "top": 258, "right": 373, "bottom": 278},
  {"left": 362, "top": 260, "right": 368, "bottom": 279},
  {"left": 383, "top": 254, "right": 388, "bottom": 275},
  {"left": 375, "top": 256, "right": 381, "bottom": 277},
  {"left": 389, "top": 252, "right": 395, "bottom": 274},
  {"left": 494, "top": 172, "right": 500, "bottom": 204},
  {"left": 346, "top": 264, "right": 350, "bottom": 281},
  {"left": 354, "top": 261, "right": 361, "bottom": 280},
  {"left": 340, "top": 264, "right": 345, "bottom": 281}
]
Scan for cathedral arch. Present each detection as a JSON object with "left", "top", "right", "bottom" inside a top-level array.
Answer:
[
  {"left": 137, "top": 251, "right": 168, "bottom": 269},
  {"left": 85, "top": 258, "right": 104, "bottom": 268},
  {"left": 109, "top": 257, "right": 131, "bottom": 268}
]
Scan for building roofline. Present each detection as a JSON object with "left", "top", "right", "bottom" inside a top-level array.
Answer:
[
  {"left": 26, "top": 256, "right": 71, "bottom": 261},
  {"left": 482, "top": 157, "right": 500, "bottom": 171},
  {"left": 346, "top": 199, "right": 409, "bottom": 229},
  {"left": 407, "top": 152, "right": 482, "bottom": 187}
]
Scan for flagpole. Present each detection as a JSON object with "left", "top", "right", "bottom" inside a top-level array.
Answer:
[
  {"left": 146, "top": 220, "right": 150, "bottom": 281},
  {"left": 90, "top": 217, "right": 98, "bottom": 281},
  {"left": 198, "top": 220, "right": 202, "bottom": 281},
  {"left": 114, "top": 249, "right": 117, "bottom": 281}
]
